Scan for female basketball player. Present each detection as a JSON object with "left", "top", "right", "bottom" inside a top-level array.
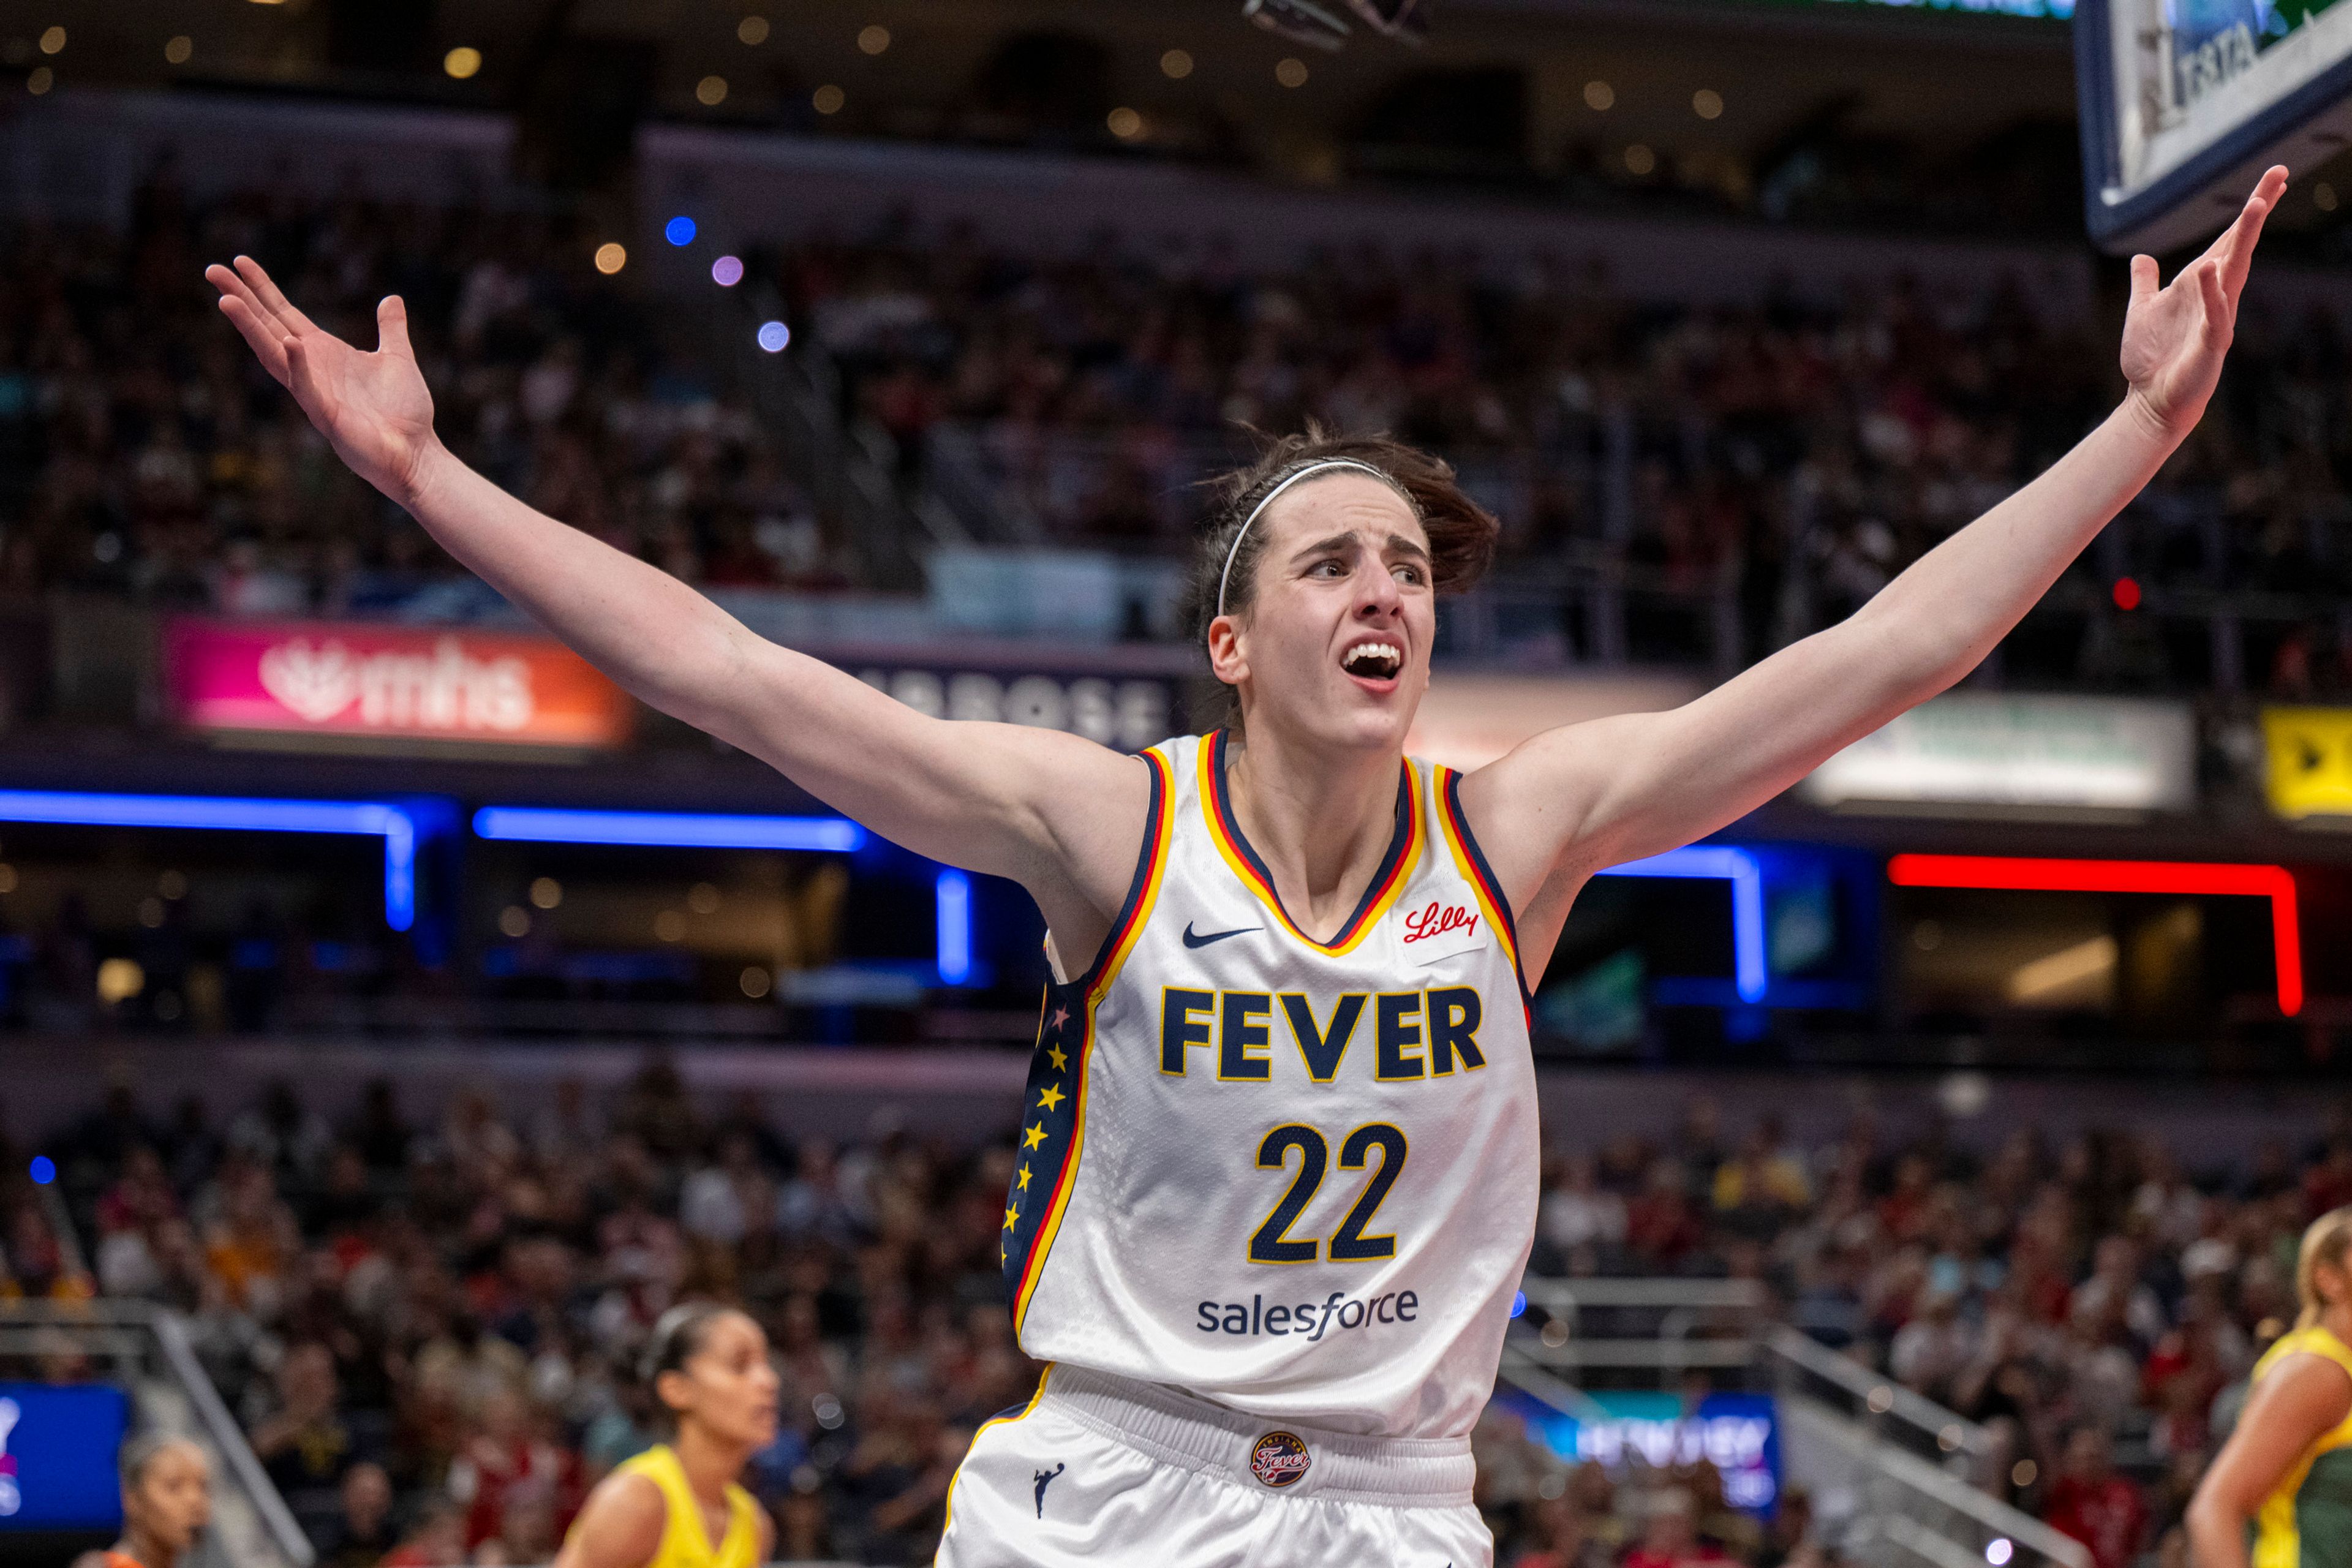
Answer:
[
  {"left": 72, "top": 1436, "right": 212, "bottom": 1568},
  {"left": 2189, "top": 1208, "right": 2352, "bottom": 1568},
  {"left": 210, "top": 164, "right": 2285, "bottom": 1566},
  {"left": 551, "top": 1302, "right": 777, "bottom": 1568}
]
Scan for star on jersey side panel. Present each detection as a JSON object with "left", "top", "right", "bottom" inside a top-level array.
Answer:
[
  {"left": 1000, "top": 746, "right": 1175, "bottom": 1320},
  {"left": 998, "top": 983, "right": 1087, "bottom": 1295}
]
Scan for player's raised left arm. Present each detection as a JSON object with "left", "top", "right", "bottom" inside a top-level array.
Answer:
[{"left": 1464, "top": 165, "right": 2286, "bottom": 894}]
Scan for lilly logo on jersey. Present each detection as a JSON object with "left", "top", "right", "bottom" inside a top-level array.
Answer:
[
  {"left": 1249, "top": 1431, "right": 1312, "bottom": 1490},
  {"left": 1400, "top": 900, "right": 1477, "bottom": 944}
]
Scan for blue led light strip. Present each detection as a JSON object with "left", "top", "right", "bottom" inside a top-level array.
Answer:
[
  {"left": 935, "top": 870, "right": 973, "bottom": 986},
  {"left": 471, "top": 807, "right": 866, "bottom": 853},
  {"left": 0, "top": 790, "right": 419, "bottom": 931},
  {"left": 1594, "top": 845, "right": 1768, "bottom": 1003}
]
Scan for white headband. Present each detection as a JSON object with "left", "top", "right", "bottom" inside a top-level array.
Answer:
[{"left": 1214, "top": 459, "right": 1398, "bottom": 617}]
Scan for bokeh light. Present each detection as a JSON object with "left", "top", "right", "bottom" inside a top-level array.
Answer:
[
  {"left": 696, "top": 74, "right": 728, "bottom": 107},
  {"left": 1161, "top": 48, "right": 1194, "bottom": 78},
  {"left": 738, "top": 16, "right": 770, "bottom": 45},
  {"left": 665, "top": 215, "right": 697, "bottom": 246},
  {"left": 39, "top": 26, "right": 66, "bottom": 54},
  {"left": 712, "top": 255, "right": 745, "bottom": 287},
  {"left": 858, "top": 24, "right": 892, "bottom": 54},
  {"left": 29, "top": 1155, "right": 54, "bottom": 1185},
  {"left": 443, "top": 46, "right": 482, "bottom": 79},
  {"left": 165, "top": 34, "right": 193, "bottom": 63},
  {"left": 26, "top": 67, "right": 52, "bottom": 95},
  {"left": 1275, "top": 57, "right": 1308, "bottom": 88},
  {"left": 757, "top": 320, "right": 792, "bottom": 353},
  {"left": 594, "top": 243, "right": 627, "bottom": 274},
  {"left": 1107, "top": 107, "right": 1143, "bottom": 140},
  {"left": 813, "top": 85, "right": 845, "bottom": 115},
  {"left": 1694, "top": 88, "right": 1724, "bottom": 119}
]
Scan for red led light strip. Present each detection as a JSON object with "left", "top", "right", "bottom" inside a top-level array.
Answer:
[{"left": 1885, "top": 854, "right": 2304, "bottom": 1018}]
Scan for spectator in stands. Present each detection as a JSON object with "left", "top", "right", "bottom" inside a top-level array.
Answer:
[
  {"left": 1621, "top": 1487, "right": 1732, "bottom": 1568},
  {"left": 249, "top": 1341, "right": 364, "bottom": 1532},
  {"left": 320, "top": 1462, "right": 400, "bottom": 1568},
  {"left": 74, "top": 1435, "right": 213, "bottom": 1568},
  {"left": 2042, "top": 1425, "right": 2149, "bottom": 1568},
  {"left": 380, "top": 1499, "right": 467, "bottom": 1568}
]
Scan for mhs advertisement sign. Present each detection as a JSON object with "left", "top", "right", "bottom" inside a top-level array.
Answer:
[{"left": 164, "top": 618, "right": 634, "bottom": 748}]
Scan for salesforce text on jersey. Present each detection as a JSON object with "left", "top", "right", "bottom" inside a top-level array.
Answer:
[{"left": 1196, "top": 1289, "right": 1420, "bottom": 1340}]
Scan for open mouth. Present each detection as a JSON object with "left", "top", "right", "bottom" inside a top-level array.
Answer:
[{"left": 1341, "top": 641, "right": 1404, "bottom": 683}]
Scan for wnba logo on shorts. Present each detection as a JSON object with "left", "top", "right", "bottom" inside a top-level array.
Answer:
[{"left": 1248, "top": 1430, "right": 1311, "bottom": 1489}]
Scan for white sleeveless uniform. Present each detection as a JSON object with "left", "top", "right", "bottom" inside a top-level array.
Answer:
[{"left": 937, "top": 730, "right": 1539, "bottom": 1567}]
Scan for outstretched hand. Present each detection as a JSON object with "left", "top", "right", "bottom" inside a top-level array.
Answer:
[
  {"left": 2120, "top": 165, "right": 2288, "bottom": 439},
  {"left": 205, "top": 257, "right": 439, "bottom": 505}
]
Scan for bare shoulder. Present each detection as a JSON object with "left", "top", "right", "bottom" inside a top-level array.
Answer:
[
  {"left": 552, "top": 1468, "right": 668, "bottom": 1568},
  {"left": 2266, "top": 1348, "right": 2352, "bottom": 1420},
  {"left": 1452, "top": 712, "right": 1654, "bottom": 890}
]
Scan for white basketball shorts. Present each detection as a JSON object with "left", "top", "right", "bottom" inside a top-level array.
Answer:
[{"left": 933, "top": 1363, "right": 1492, "bottom": 1568}]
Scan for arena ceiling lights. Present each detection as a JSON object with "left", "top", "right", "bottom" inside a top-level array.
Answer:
[
  {"left": 1885, "top": 853, "right": 2304, "bottom": 1016},
  {"left": 0, "top": 790, "right": 421, "bottom": 930}
]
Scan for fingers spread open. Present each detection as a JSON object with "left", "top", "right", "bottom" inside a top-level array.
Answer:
[
  {"left": 205, "top": 262, "right": 289, "bottom": 341},
  {"left": 232, "top": 255, "right": 318, "bottom": 336},
  {"left": 216, "top": 295, "right": 293, "bottom": 386}
]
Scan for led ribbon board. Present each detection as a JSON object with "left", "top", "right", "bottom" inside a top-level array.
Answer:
[
  {"left": 0, "top": 791, "right": 419, "bottom": 930},
  {"left": 470, "top": 808, "right": 977, "bottom": 984},
  {"left": 1886, "top": 853, "right": 2302, "bottom": 1015},
  {"left": 1596, "top": 845, "right": 1768, "bottom": 1003}
]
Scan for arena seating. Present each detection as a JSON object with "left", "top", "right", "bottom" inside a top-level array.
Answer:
[
  {"left": 11, "top": 167, "right": 2352, "bottom": 699},
  {"left": 10, "top": 1068, "right": 2340, "bottom": 1567}
]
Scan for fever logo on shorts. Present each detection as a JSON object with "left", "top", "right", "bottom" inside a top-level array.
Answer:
[{"left": 1248, "top": 1430, "right": 1311, "bottom": 1489}]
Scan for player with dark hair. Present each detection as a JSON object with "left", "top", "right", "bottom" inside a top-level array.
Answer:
[
  {"left": 550, "top": 1303, "right": 778, "bottom": 1568},
  {"left": 71, "top": 1436, "right": 212, "bottom": 1568},
  {"left": 208, "top": 164, "right": 2283, "bottom": 1566}
]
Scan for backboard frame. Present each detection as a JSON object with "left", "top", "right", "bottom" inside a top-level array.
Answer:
[{"left": 2075, "top": 0, "right": 2352, "bottom": 252}]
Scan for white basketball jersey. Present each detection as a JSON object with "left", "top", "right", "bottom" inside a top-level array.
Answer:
[{"left": 999, "top": 730, "right": 1540, "bottom": 1441}]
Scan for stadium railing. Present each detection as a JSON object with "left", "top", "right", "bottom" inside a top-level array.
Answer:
[
  {"left": 1504, "top": 1275, "right": 2089, "bottom": 1568},
  {"left": 0, "top": 1299, "right": 314, "bottom": 1568}
]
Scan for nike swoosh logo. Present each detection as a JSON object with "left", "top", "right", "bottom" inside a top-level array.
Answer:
[{"left": 1183, "top": 922, "right": 1261, "bottom": 948}]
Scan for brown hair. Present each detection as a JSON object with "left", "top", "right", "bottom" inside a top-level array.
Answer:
[
  {"left": 2297, "top": 1207, "right": 2352, "bottom": 1329},
  {"left": 1187, "top": 427, "right": 1499, "bottom": 732}
]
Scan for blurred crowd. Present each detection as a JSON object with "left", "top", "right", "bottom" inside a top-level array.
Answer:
[
  {"left": 0, "top": 163, "right": 845, "bottom": 626},
  {"left": 1, "top": 1069, "right": 2344, "bottom": 1568},
  {"left": 784, "top": 222, "right": 2352, "bottom": 690},
  {"left": 9, "top": 168, "right": 2352, "bottom": 692},
  {"left": 1512, "top": 1095, "right": 2352, "bottom": 1568}
]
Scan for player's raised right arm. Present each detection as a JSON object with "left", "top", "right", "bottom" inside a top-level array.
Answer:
[{"left": 205, "top": 258, "right": 1145, "bottom": 933}]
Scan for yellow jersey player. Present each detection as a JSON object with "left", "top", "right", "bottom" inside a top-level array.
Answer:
[
  {"left": 2192, "top": 1208, "right": 2352, "bottom": 1568},
  {"left": 211, "top": 165, "right": 2284, "bottom": 1567},
  {"left": 552, "top": 1305, "right": 777, "bottom": 1568}
]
